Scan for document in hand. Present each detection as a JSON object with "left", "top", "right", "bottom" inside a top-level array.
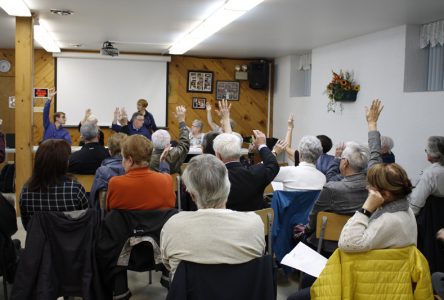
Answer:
[{"left": 280, "top": 242, "right": 328, "bottom": 278}]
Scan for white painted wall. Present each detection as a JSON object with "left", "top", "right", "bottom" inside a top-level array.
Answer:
[{"left": 273, "top": 25, "right": 444, "bottom": 183}]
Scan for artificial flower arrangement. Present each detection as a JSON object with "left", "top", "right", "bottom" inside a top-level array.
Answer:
[{"left": 325, "top": 70, "right": 360, "bottom": 113}]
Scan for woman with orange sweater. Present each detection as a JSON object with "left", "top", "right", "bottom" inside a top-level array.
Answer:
[{"left": 106, "top": 134, "right": 175, "bottom": 211}]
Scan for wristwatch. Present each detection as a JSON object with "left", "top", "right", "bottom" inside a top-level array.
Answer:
[{"left": 359, "top": 208, "right": 372, "bottom": 217}]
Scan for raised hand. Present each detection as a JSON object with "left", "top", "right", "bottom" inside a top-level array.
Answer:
[
  {"left": 252, "top": 129, "right": 267, "bottom": 148},
  {"left": 48, "top": 88, "right": 57, "bottom": 99},
  {"left": 174, "top": 105, "right": 186, "bottom": 123},
  {"left": 365, "top": 99, "right": 383, "bottom": 131},
  {"left": 273, "top": 139, "right": 289, "bottom": 155},
  {"left": 287, "top": 113, "right": 294, "bottom": 129},
  {"left": 206, "top": 103, "right": 212, "bottom": 112},
  {"left": 217, "top": 99, "right": 231, "bottom": 121}
]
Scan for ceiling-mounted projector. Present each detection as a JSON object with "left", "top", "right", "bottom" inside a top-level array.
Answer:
[{"left": 100, "top": 41, "right": 119, "bottom": 56}]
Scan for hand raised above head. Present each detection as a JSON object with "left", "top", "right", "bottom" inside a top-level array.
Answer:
[
  {"left": 206, "top": 103, "right": 212, "bottom": 111},
  {"left": 48, "top": 88, "right": 57, "bottom": 98},
  {"left": 365, "top": 99, "right": 383, "bottom": 129},
  {"left": 217, "top": 99, "right": 231, "bottom": 120},
  {"left": 252, "top": 129, "right": 267, "bottom": 147},
  {"left": 287, "top": 113, "right": 294, "bottom": 129},
  {"left": 174, "top": 105, "right": 186, "bottom": 123}
]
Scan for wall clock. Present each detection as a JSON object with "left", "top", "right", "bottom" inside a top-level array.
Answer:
[{"left": 0, "top": 59, "right": 11, "bottom": 73}]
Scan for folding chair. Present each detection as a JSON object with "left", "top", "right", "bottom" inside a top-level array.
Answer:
[
  {"left": 74, "top": 174, "right": 95, "bottom": 192},
  {"left": 315, "top": 211, "right": 351, "bottom": 253},
  {"left": 255, "top": 208, "right": 274, "bottom": 255}
]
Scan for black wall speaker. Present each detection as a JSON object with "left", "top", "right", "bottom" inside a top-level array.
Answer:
[{"left": 249, "top": 61, "right": 269, "bottom": 89}]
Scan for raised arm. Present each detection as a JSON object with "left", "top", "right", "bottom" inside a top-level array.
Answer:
[
  {"left": 206, "top": 103, "right": 220, "bottom": 131},
  {"left": 284, "top": 113, "right": 296, "bottom": 160},
  {"left": 366, "top": 99, "right": 383, "bottom": 169},
  {"left": 218, "top": 99, "right": 232, "bottom": 134}
]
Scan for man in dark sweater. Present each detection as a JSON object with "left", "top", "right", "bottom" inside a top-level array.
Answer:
[{"left": 68, "top": 123, "right": 109, "bottom": 174}]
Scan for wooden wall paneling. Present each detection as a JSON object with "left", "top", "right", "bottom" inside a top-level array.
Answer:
[
  {"left": 15, "top": 17, "right": 34, "bottom": 205},
  {"left": 167, "top": 56, "right": 271, "bottom": 141}
]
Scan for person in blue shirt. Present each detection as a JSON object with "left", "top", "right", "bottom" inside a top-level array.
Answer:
[
  {"left": 136, "top": 98, "right": 158, "bottom": 135},
  {"left": 111, "top": 109, "right": 152, "bottom": 140},
  {"left": 42, "top": 89, "right": 72, "bottom": 145}
]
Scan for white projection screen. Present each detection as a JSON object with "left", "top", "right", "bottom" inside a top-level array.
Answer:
[{"left": 55, "top": 53, "right": 170, "bottom": 127}]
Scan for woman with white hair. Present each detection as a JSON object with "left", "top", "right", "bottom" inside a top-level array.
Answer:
[
  {"left": 380, "top": 135, "right": 395, "bottom": 163},
  {"left": 160, "top": 154, "right": 265, "bottom": 278},
  {"left": 408, "top": 136, "right": 444, "bottom": 215},
  {"left": 188, "top": 119, "right": 205, "bottom": 147},
  {"left": 273, "top": 136, "right": 326, "bottom": 191}
]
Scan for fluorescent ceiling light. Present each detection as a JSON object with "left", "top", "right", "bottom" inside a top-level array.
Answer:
[
  {"left": 169, "top": 0, "right": 264, "bottom": 55},
  {"left": 34, "top": 24, "right": 61, "bottom": 53},
  {"left": 0, "top": 0, "right": 31, "bottom": 16}
]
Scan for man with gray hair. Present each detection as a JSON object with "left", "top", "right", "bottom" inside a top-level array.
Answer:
[
  {"left": 213, "top": 130, "right": 279, "bottom": 211},
  {"left": 68, "top": 123, "right": 109, "bottom": 174},
  {"left": 160, "top": 154, "right": 265, "bottom": 278},
  {"left": 305, "top": 99, "right": 383, "bottom": 254},
  {"left": 150, "top": 106, "right": 190, "bottom": 174},
  {"left": 273, "top": 135, "right": 326, "bottom": 190}
]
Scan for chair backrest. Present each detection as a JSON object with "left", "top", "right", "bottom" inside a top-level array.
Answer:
[
  {"left": 416, "top": 195, "right": 444, "bottom": 273},
  {"left": 271, "top": 190, "right": 321, "bottom": 263},
  {"left": 315, "top": 212, "right": 351, "bottom": 253},
  {"left": 167, "top": 255, "right": 275, "bottom": 300},
  {"left": 98, "top": 189, "right": 107, "bottom": 209},
  {"left": 255, "top": 208, "right": 274, "bottom": 254},
  {"left": 171, "top": 173, "right": 182, "bottom": 211},
  {"left": 74, "top": 174, "right": 95, "bottom": 192}
]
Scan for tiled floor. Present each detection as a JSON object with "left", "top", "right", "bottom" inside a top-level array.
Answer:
[{"left": 1, "top": 194, "right": 299, "bottom": 300}]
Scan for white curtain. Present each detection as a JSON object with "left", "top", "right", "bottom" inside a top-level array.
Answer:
[
  {"left": 420, "top": 20, "right": 444, "bottom": 48},
  {"left": 298, "top": 53, "right": 311, "bottom": 71},
  {"left": 427, "top": 45, "right": 444, "bottom": 91}
]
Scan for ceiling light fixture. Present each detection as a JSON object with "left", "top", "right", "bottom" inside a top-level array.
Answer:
[
  {"left": 34, "top": 20, "right": 61, "bottom": 53},
  {"left": 169, "top": 0, "right": 264, "bottom": 55},
  {"left": 0, "top": 0, "right": 31, "bottom": 16}
]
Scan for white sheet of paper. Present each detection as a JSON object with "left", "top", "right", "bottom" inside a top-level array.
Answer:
[
  {"left": 280, "top": 242, "right": 328, "bottom": 278},
  {"left": 271, "top": 181, "right": 283, "bottom": 191}
]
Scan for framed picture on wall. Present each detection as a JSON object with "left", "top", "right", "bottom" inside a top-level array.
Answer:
[
  {"left": 216, "top": 81, "right": 240, "bottom": 101},
  {"left": 192, "top": 97, "right": 206, "bottom": 109},
  {"left": 187, "top": 70, "right": 213, "bottom": 93}
]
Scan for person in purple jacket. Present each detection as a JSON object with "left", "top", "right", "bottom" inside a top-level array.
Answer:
[{"left": 42, "top": 89, "right": 72, "bottom": 145}]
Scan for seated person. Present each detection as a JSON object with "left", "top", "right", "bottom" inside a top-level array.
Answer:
[
  {"left": 112, "top": 108, "right": 152, "bottom": 140},
  {"left": 68, "top": 123, "right": 109, "bottom": 174},
  {"left": 89, "top": 132, "right": 127, "bottom": 207},
  {"left": 408, "top": 136, "right": 444, "bottom": 215},
  {"left": 160, "top": 154, "right": 265, "bottom": 278},
  {"left": 273, "top": 136, "right": 326, "bottom": 191},
  {"left": 432, "top": 228, "right": 444, "bottom": 299},
  {"left": 315, "top": 135, "right": 335, "bottom": 174},
  {"left": 188, "top": 119, "right": 205, "bottom": 147},
  {"left": 106, "top": 134, "right": 175, "bottom": 210},
  {"left": 201, "top": 131, "right": 220, "bottom": 155},
  {"left": 380, "top": 135, "right": 395, "bottom": 163},
  {"left": 150, "top": 106, "right": 190, "bottom": 174},
  {"left": 288, "top": 161, "right": 417, "bottom": 300},
  {"left": 213, "top": 130, "right": 279, "bottom": 211},
  {"left": 20, "top": 139, "right": 89, "bottom": 229},
  {"left": 78, "top": 108, "right": 104, "bottom": 146},
  {"left": 0, "top": 193, "right": 19, "bottom": 284},
  {"left": 42, "top": 89, "right": 71, "bottom": 144},
  {"left": 339, "top": 162, "right": 417, "bottom": 252},
  {"left": 0, "top": 123, "right": 4, "bottom": 163},
  {"left": 305, "top": 99, "right": 383, "bottom": 253}
]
